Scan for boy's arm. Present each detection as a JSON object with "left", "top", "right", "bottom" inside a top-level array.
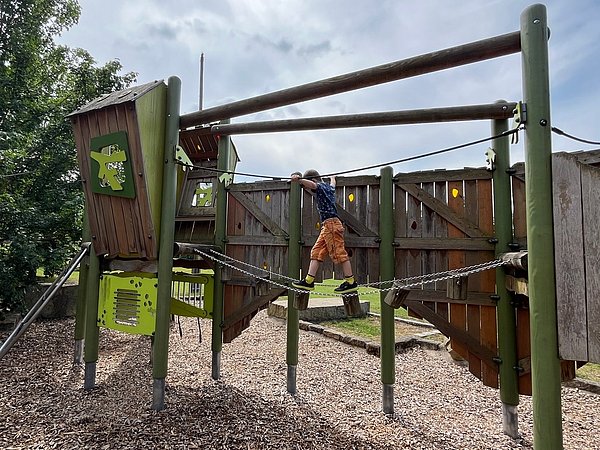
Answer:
[
  {"left": 329, "top": 175, "right": 336, "bottom": 188},
  {"left": 291, "top": 173, "right": 318, "bottom": 191}
]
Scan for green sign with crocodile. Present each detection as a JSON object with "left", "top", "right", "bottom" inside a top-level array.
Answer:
[{"left": 89, "top": 131, "right": 135, "bottom": 198}]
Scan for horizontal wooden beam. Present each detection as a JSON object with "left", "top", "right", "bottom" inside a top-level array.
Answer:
[
  {"left": 180, "top": 31, "right": 521, "bottom": 126},
  {"left": 210, "top": 103, "right": 517, "bottom": 135}
]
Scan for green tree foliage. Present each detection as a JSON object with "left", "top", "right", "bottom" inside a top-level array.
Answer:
[{"left": 0, "top": 0, "right": 137, "bottom": 318}]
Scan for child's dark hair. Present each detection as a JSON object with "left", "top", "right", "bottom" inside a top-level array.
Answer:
[{"left": 303, "top": 169, "right": 322, "bottom": 183}]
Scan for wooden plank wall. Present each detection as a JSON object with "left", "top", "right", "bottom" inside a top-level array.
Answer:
[
  {"left": 222, "top": 181, "right": 290, "bottom": 340},
  {"left": 71, "top": 104, "right": 156, "bottom": 259},
  {"left": 553, "top": 152, "right": 600, "bottom": 364}
]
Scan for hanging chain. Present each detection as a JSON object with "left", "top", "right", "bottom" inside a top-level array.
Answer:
[{"left": 196, "top": 249, "right": 508, "bottom": 297}]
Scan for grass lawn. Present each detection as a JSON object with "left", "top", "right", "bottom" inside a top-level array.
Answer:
[{"left": 577, "top": 363, "right": 600, "bottom": 383}]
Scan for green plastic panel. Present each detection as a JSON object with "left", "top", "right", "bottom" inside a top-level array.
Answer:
[
  {"left": 98, "top": 272, "right": 157, "bottom": 335},
  {"left": 98, "top": 271, "right": 215, "bottom": 336},
  {"left": 89, "top": 131, "right": 136, "bottom": 198}
]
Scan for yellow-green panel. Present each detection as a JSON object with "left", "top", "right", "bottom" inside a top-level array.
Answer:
[
  {"left": 135, "top": 82, "right": 167, "bottom": 241},
  {"left": 98, "top": 272, "right": 158, "bottom": 335}
]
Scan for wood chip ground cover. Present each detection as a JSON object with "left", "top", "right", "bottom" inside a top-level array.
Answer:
[{"left": 1, "top": 313, "right": 599, "bottom": 449}]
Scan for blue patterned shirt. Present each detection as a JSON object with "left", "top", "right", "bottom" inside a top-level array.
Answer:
[{"left": 315, "top": 182, "right": 338, "bottom": 222}]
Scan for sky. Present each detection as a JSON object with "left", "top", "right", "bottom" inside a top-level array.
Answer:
[{"left": 58, "top": 0, "right": 600, "bottom": 181}]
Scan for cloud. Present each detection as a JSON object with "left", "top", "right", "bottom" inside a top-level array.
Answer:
[{"left": 58, "top": 0, "right": 600, "bottom": 182}]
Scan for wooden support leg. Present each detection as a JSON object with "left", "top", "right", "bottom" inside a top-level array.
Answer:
[
  {"left": 293, "top": 291, "right": 310, "bottom": 311},
  {"left": 343, "top": 292, "right": 364, "bottom": 317}
]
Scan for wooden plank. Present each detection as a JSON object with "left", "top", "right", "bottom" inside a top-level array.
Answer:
[
  {"left": 124, "top": 103, "right": 156, "bottom": 258},
  {"left": 367, "top": 182, "right": 380, "bottom": 283},
  {"left": 223, "top": 288, "right": 286, "bottom": 328},
  {"left": 478, "top": 179, "right": 498, "bottom": 388},
  {"left": 552, "top": 153, "right": 587, "bottom": 361},
  {"left": 434, "top": 181, "right": 448, "bottom": 320},
  {"left": 399, "top": 183, "right": 488, "bottom": 238},
  {"left": 75, "top": 114, "right": 109, "bottom": 256},
  {"left": 448, "top": 180, "right": 468, "bottom": 361},
  {"left": 421, "top": 182, "right": 435, "bottom": 292},
  {"left": 581, "top": 162, "right": 600, "bottom": 363},
  {"left": 405, "top": 289, "right": 497, "bottom": 307},
  {"left": 395, "top": 167, "right": 492, "bottom": 184},
  {"left": 405, "top": 299, "right": 497, "bottom": 366},
  {"left": 516, "top": 305, "right": 532, "bottom": 395},
  {"left": 406, "top": 185, "right": 422, "bottom": 283},
  {"left": 511, "top": 177, "right": 527, "bottom": 245},
  {"left": 464, "top": 179, "right": 482, "bottom": 380},
  {"left": 229, "top": 191, "right": 288, "bottom": 237}
]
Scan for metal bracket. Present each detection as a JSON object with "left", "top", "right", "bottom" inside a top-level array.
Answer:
[
  {"left": 511, "top": 102, "right": 527, "bottom": 144},
  {"left": 218, "top": 172, "right": 234, "bottom": 187},
  {"left": 485, "top": 147, "right": 496, "bottom": 171},
  {"left": 175, "top": 145, "right": 193, "bottom": 169}
]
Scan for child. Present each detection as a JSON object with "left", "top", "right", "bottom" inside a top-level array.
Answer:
[{"left": 290, "top": 169, "right": 358, "bottom": 294}]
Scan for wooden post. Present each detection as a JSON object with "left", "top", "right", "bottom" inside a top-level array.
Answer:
[
  {"left": 211, "top": 119, "right": 231, "bottom": 381},
  {"left": 152, "top": 76, "right": 181, "bottom": 410},
  {"left": 74, "top": 210, "right": 90, "bottom": 364},
  {"left": 287, "top": 180, "right": 302, "bottom": 394},
  {"left": 492, "top": 104, "right": 520, "bottom": 438},
  {"left": 342, "top": 292, "right": 364, "bottom": 317},
  {"left": 292, "top": 291, "right": 310, "bottom": 311},
  {"left": 521, "top": 5, "right": 563, "bottom": 449},
  {"left": 83, "top": 246, "right": 100, "bottom": 390},
  {"left": 210, "top": 103, "right": 516, "bottom": 135},
  {"left": 180, "top": 32, "right": 521, "bottom": 126},
  {"left": 379, "top": 166, "right": 395, "bottom": 414},
  {"left": 446, "top": 276, "right": 468, "bottom": 300}
]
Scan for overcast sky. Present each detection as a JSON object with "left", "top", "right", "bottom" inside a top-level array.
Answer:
[{"left": 58, "top": 0, "right": 600, "bottom": 181}]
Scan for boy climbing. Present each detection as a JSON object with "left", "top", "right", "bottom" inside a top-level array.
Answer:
[{"left": 290, "top": 169, "right": 358, "bottom": 294}]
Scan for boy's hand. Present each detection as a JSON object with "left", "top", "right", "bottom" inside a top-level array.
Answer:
[{"left": 290, "top": 172, "right": 302, "bottom": 182}]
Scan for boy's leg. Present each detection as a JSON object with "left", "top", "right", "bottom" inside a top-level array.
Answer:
[
  {"left": 292, "top": 259, "right": 321, "bottom": 291},
  {"left": 334, "top": 259, "right": 358, "bottom": 293}
]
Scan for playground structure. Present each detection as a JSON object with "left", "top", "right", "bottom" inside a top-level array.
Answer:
[{"left": 0, "top": 4, "right": 594, "bottom": 450}]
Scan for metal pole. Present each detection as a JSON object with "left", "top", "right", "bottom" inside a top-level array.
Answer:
[
  {"left": 286, "top": 181, "right": 302, "bottom": 394},
  {"left": 211, "top": 120, "right": 231, "bottom": 380},
  {"left": 520, "top": 5, "right": 562, "bottom": 449},
  {"left": 74, "top": 209, "right": 91, "bottom": 364},
  {"left": 152, "top": 76, "right": 181, "bottom": 411},
  {"left": 180, "top": 32, "right": 521, "bottom": 127},
  {"left": 211, "top": 103, "right": 517, "bottom": 135},
  {"left": 199, "top": 53, "right": 205, "bottom": 110},
  {"left": 0, "top": 244, "right": 89, "bottom": 361},
  {"left": 491, "top": 102, "right": 520, "bottom": 438},
  {"left": 83, "top": 245, "right": 100, "bottom": 390},
  {"left": 379, "top": 166, "right": 395, "bottom": 413}
]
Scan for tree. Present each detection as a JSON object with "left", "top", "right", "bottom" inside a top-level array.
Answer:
[{"left": 0, "top": 0, "right": 137, "bottom": 318}]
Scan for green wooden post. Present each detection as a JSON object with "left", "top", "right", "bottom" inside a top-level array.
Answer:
[
  {"left": 152, "top": 76, "right": 181, "bottom": 410},
  {"left": 74, "top": 209, "right": 90, "bottom": 364},
  {"left": 492, "top": 104, "right": 520, "bottom": 437},
  {"left": 520, "top": 5, "right": 563, "bottom": 449},
  {"left": 211, "top": 120, "right": 231, "bottom": 380},
  {"left": 83, "top": 245, "right": 100, "bottom": 390},
  {"left": 379, "top": 166, "right": 395, "bottom": 413},
  {"left": 286, "top": 181, "right": 302, "bottom": 394}
]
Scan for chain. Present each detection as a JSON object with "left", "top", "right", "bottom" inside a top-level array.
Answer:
[{"left": 196, "top": 249, "right": 508, "bottom": 297}]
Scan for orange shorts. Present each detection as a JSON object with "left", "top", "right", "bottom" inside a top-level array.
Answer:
[{"left": 310, "top": 218, "right": 349, "bottom": 264}]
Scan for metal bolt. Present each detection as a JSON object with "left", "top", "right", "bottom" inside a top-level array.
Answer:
[{"left": 539, "top": 119, "right": 547, "bottom": 126}]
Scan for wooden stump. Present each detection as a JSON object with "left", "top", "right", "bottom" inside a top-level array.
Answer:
[
  {"left": 383, "top": 285, "right": 410, "bottom": 309},
  {"left": 447, "top": 276, "right": 469, "bottom": 300},
  {"left": 343, "top": 292, "right": 364, "bottom": 318},
  {"left": 293, "top": 291, "right": 310, "bottom": 311}
]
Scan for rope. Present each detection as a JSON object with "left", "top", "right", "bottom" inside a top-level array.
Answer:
[
  {"left": 176, "top": 128, "right": 521, "bottom": 181},
  {"left": 551, "top": 127, "right": 600, "bottom": 146},
  {"left": 195, "top": 248, "right": 507, "bottom": 297}
]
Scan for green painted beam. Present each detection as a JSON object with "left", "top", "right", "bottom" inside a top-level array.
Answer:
[{"left": 520, "top": 5, "right": 563, "bottom": 449}]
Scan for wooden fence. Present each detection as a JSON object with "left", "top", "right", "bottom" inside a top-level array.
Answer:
[{"left": 175, "top": 153, "right": 600, "bottom": 392}]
